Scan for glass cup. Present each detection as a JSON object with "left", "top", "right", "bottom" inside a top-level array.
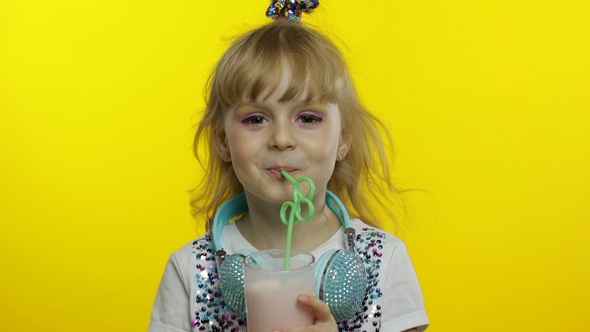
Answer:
[{"left": 244, "top": 249, "right": 315, "bottom": 331}]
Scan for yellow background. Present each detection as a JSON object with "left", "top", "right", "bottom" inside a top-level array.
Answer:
[{"left": 1, "top": 0, "right": 588, "bottom": 331}]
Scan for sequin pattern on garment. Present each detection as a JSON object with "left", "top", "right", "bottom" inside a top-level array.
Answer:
[{"left": 190, "top": 229, "right": 386, "bottom": 331}]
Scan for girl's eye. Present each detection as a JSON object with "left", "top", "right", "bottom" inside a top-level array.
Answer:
[
  {"left": 297, "top": 113, "right": 323, "bottom": 124},
  {"left": 241, "top": 114, "right": 267, "bottom": 125}
]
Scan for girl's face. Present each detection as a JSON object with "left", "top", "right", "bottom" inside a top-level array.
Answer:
[{"left": 217, "top": 77, "right": 348, "bottom": 206}]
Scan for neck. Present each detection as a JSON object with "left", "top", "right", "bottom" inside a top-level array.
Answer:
[{"left": 235, "top": 191, "right": 342, "bottom": 252}]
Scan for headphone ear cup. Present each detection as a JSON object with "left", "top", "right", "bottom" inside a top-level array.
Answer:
[
  {"left": 218, "top": 250, "right": 253, "bottom": 317},
  {"left": 313, "top": 249, "right": 338, "bottom": 295},
  {"left": 314, "top": 250, "right": 368, "bottom": 321}
]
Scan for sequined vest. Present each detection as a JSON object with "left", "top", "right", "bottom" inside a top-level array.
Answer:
[{"left": 190, "top": 227, "right": 386, "bottom": 332}]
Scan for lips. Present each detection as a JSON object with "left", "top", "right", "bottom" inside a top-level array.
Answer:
[{"left": 267, "top": 166, "right": 298, "bottom": 179}]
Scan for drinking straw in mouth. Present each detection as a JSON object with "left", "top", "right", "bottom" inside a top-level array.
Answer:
[{"left": 279, "top": 170, "right": 315, "bottom": 270}]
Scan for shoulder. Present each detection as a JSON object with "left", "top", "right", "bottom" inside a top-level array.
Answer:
[
  {"left": 350, "top": 218, "right": 404, "bottom": 252},
  {"left": 350, "top": 218, "right": 416, "bottom": 275},
  {"left": 157, "top": 233, "right": 218, "bottom": 303},
  {"left": 166, "top": 233, "right": 215, "bottom": 276},
  {"left": 350, "top": 219, "right": 397, "bottom": 237}
]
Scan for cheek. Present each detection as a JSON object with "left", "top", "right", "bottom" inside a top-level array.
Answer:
[
  {"left": 225, "top": 132, "right": 266, "bottom": 166},
  {"left": 322, "top": 127, "right": 342, "bottom": 152},
  {"left": 224, "top": 123, "right": 253, "bottom": 152},
  {"left": 227, "top": 138, "right": 251, "bottom": 160},
  {"left": 308, "top": 134, "right": 340, "bottom": 161}
]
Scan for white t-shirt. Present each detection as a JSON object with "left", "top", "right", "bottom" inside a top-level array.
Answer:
[{"left": 149, "top": 219, "right": 429, "bottom": 332}]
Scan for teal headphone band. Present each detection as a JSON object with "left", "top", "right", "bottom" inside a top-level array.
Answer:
[
  {"left": 212, "top": 191, "right": 368, "bottom": 321},
  {"left": 212, "top": 191, "right": 351, "bottom": 250}
]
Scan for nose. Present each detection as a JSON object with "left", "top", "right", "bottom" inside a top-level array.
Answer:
[{"left": 268, "top": 119, "right": 296, "bottom": 150}]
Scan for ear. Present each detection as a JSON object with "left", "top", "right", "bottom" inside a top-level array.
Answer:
[
  {"left": 213, "top": 127, "right": 231, "bottom": 162},
  {"left": 337, "top": 128, "right": 352, "bottom": 160}
]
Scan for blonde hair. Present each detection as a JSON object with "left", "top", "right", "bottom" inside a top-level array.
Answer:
[{"left": 192, "top": 20, "right": 402, "bottom": 230}]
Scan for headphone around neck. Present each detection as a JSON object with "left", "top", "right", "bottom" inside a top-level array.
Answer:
[{"left": 211, "top": 191, "right": 368, "bottom": 322}]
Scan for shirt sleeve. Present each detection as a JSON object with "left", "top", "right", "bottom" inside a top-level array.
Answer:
[
  {"left": 380, "top": 240, "right": 429, "bottom": 332},
  {"left": 148, "top": 252, "right": 192, "bottom": 332}
]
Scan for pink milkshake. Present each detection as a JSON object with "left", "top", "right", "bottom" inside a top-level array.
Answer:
[{"left": 244, "top": 249, "right": 315, "bottom": 331}]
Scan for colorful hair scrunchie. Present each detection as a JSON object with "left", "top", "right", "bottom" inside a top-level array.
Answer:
[{"left": 266, "top": 0, "right": 319, "bottom": 22}]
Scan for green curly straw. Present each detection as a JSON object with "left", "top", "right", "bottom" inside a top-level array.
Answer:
[{"left": 279, "top": 170, "right": 316, "bottom": 270}]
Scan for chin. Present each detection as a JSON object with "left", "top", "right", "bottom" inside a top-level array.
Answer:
[
  {"left": 255, "top": 186, "right": 294, "bottom": 205},
  {"left": 268, "top": 191, "right": 294, "bottom": 204}
]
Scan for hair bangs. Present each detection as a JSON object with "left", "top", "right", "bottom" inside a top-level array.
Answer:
[
  {"left": 212, "top": 21, "right": 347, "bottom": 109},
  {"left": 275, "top": 49, "right": 345, "bottom": 104}
]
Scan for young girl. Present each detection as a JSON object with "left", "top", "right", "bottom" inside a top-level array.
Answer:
[{"left": 149, "top": 7, "right": 428, "bottom": 332}]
